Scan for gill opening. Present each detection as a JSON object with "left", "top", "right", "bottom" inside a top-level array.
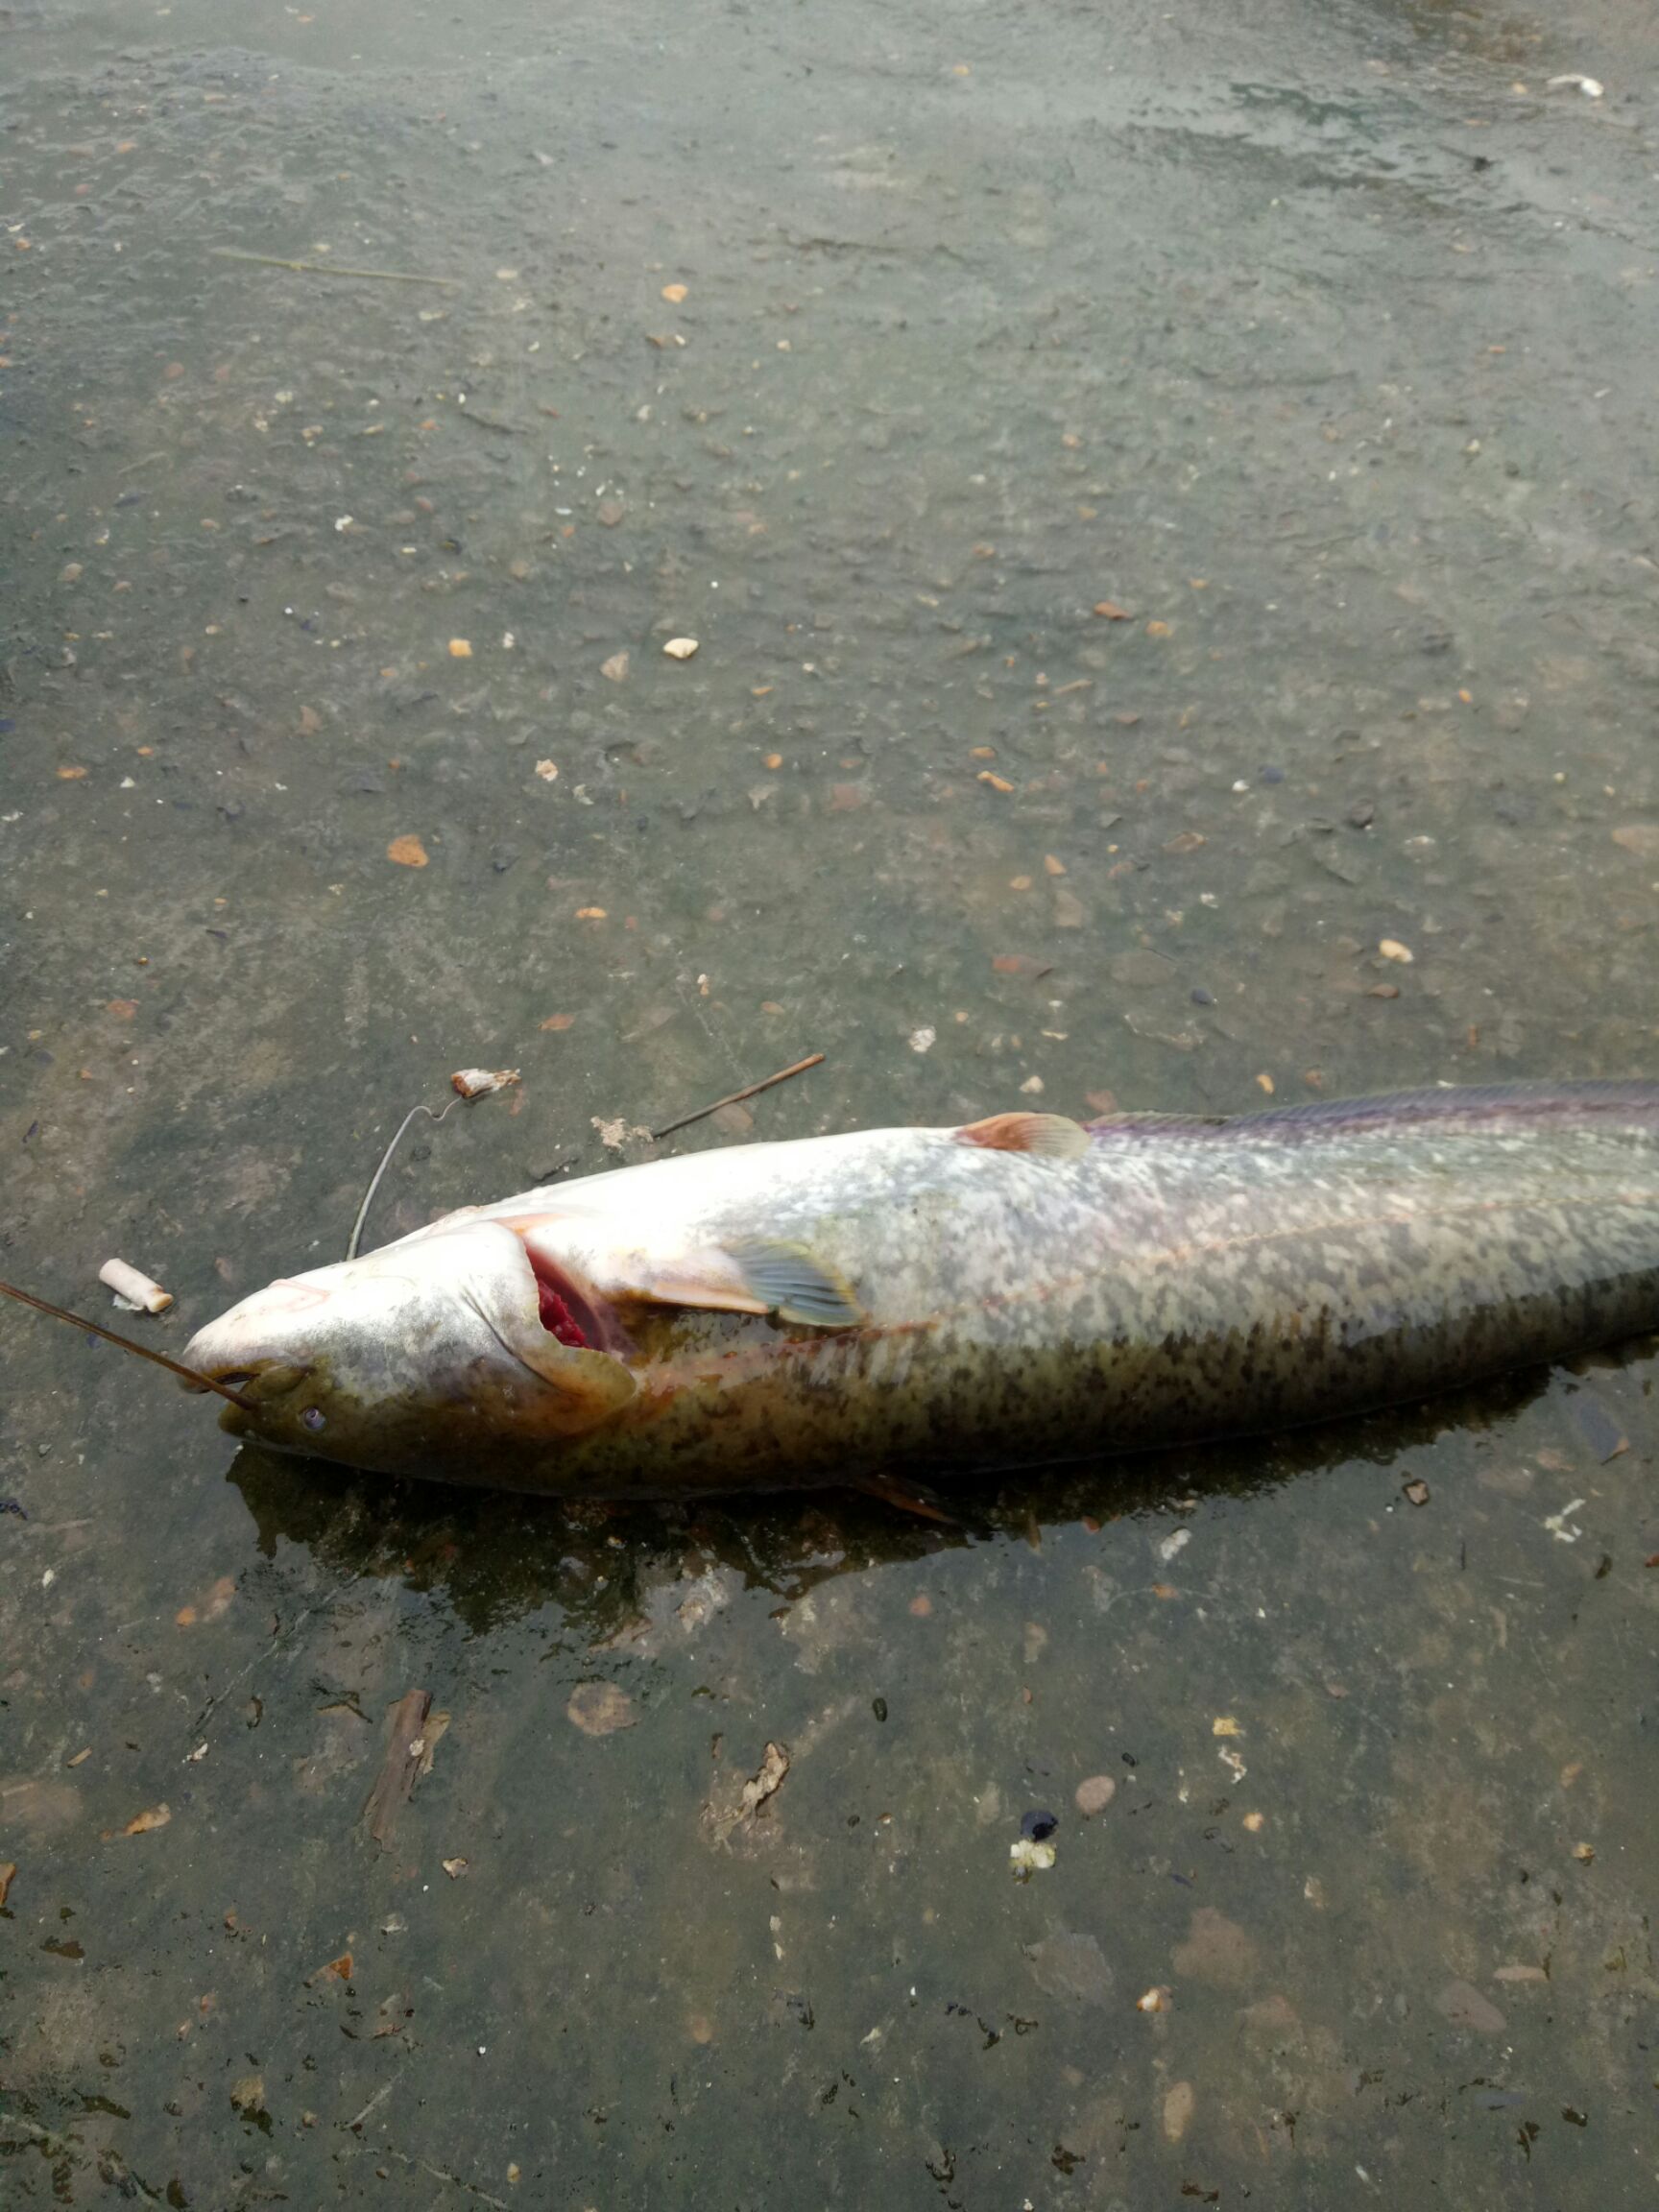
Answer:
[{"left": 514, "top": 1239, "right": 634, "bottom": 1358}]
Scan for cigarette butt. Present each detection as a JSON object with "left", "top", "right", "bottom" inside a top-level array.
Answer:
[{"left": 98, "top": 1258, "right": 174, "bottom": 1313}]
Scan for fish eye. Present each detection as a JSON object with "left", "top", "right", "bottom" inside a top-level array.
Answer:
[{"left": 301, "top": 1407, "right": 326, "bottom": 1432}]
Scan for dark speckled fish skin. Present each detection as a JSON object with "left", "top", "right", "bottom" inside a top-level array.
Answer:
[
  {"left": 195, "top": 1083, "right": 1659, "bottom": 1496},
  {"left": 521, "top": 1081, "right": 1659, "bottom": 1497}
]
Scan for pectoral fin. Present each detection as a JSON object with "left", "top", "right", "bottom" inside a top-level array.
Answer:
[
  {"left": 661, "top": 1264, "right": 767, "bottom": 1312},
  {"left": 727, "top": 1239, "right": 866, "bottom": 1328},
  {"left": 955, "top": 1111, "right": 1090, "bottom": 1159},
  {"left": 588, "top": 1238, "right": 865, "bottom": 1330}
]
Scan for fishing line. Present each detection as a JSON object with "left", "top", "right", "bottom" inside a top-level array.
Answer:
[{"left": 346, "top": 1095, "right": 461, "bottom": 1260}]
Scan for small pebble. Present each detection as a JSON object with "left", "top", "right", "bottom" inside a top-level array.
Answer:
[
  {"left": 1021, "top": 1808, "right": 1058, "bottom": 1841},
  {"left": 1434, "top": 1980, "right": 1507, "bottom": 2033},
  {"left": 1074, "top": 1774, "right": 1117, "bottom": 1816},
  {"left": 1163, "top": 2080, "right": 1196, "bottom": 2143}
]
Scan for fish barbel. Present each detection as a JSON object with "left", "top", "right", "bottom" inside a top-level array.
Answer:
[{"left": 182, "top": 1083, "right": 1659, "bottom": 1498}]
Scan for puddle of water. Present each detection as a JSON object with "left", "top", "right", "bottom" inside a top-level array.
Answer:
[{"left": 3, "top": 0, "right": 1657, "bottom": 2203}]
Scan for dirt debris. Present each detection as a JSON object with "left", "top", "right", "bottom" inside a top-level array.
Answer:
[{"left": 360, "top": 1690, "right": 445, "bottom": 1850}]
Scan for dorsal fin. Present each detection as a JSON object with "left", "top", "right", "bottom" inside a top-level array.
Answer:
[{"left": 954, "top": 1111, "right": 1090, "bottom": 1159}]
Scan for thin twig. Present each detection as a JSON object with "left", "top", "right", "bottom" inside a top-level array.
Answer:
[
  {"left": 380, "top": 2149, "right": 506, "bottom": 2208},
  {"left": 652, "top": 1052, "right": 825, "bottom": 1140},
  {"left": 190, "top": 1594, "right": 335, "bottom": 1736},
  {"left": 210, "top": 247, "right": 461, "bottom": 287},
  {"left": 0, "top": 1281, "right": 253, "bottom": 1410},
  {"left": 345, "top": 2073, "right": 401, "bottom": 2133},
  {"left": 347, "top": 1098, "right": 459, "bottom": 1261},
  {"left": 0, "top": 2110, "right": 62, "bottom": 2150},
  {"left": 0, "top": 2113, "right": 163, "bottom": 2204}
]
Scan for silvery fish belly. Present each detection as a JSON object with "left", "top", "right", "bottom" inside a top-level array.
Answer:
[{"left": 182, "top": 1084, "right": 1659, "bottom": 1498}]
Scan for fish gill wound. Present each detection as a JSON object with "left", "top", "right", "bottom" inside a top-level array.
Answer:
[
  {"left": 510, "top": 1271, "right": 640, "bottom": 1425},
  {"left": 519, "top": 1240, "right": 634, "bottom": 1356}
]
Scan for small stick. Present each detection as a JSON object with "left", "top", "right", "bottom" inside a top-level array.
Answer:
[
  {"left": 360, "top": 1687, "right": 433, "bottom": 1849},
  {"left": 652, "top": 1052, "right": 825, "bottom": 1141},
  {"left": 0, "top": 1281, "right": 253, "bottom": 1410},
  {"left": 347, "top": 1097, "right": 459, "bottom": 1261},
  {"left": 209, "top": 247, "right": 461, "bottom": 288},
  {"left": 190, "top": 1593, "right": 334, "bottom": 1736},
  {"left": 345, "top": 2073, "right": 401, "bottom": 2134}
]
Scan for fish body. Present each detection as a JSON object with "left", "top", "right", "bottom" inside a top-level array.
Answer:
[{"left": 183, "top": 1084, "right": 1659, "bottom": 1497}]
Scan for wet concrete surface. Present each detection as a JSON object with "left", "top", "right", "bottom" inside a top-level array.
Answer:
[{"left": 3, "top": 0, "right": 1658, "bottom": 2202}]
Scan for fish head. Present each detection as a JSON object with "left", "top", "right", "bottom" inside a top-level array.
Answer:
[{"left": 181, "top": 1219, "right": 637, "bottom": 1482}]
